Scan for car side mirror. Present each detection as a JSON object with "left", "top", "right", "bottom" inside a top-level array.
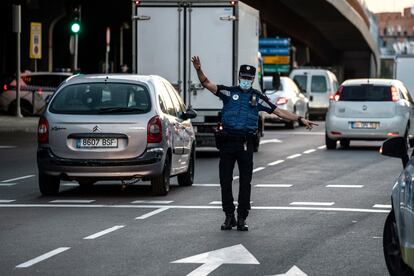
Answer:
[
  {"left": 181, "top": 108, "right": 197, "bottom": 120},
  {"left": 380, "top": 137, "right": 409, "bottom": 167}
]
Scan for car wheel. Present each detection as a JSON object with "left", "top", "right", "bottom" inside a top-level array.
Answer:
[
  {"left": 8, "top": 100, "right": 33, "bottom": 116},
  {"left": 340, "top": 139, "right": 350, "bottom": 148},
  {"left": 151, "top": 154, "right": 171, "bottom": 196},
  {"left": 383, "top": 211, "right": 414, "bottom": 276},
  {"left": 285, "top": 121, "right": 295, "bottom": 129},
  {"left": 39, "top": 172, "right": 60, "bottom": 196},
  {"left": 78, "top": 180, "right": 95, "bottom": 190},
  {"left": 299, "top": 110, "right": 309, "bottom": 126},
  {"left": 178, "top": 147, "right": 195, "bottom": 186},
  {"left": 404, "top": 128, "right": 411, "bottom": 149},
  {"left": 325, "top": 134, "right": 337, "bottom": 150}
]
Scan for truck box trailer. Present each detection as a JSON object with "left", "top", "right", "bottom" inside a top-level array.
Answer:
[
  {"left": 134, "top": 0, "right": 263, "bottom": 150},
  {"left": 395, "top": 55, "right": 414, "bottom": 98}
]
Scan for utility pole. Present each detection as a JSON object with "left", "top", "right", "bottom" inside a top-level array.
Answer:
[
  {"left": 12, "top": 5, "right": 22, "bottom": 118},
  {"left": 70, "top": 6, "right": 81, "bottom": 72},
  {"left": 105, "top": 27, "right": 111, "bottom": 74},
  {"left": 120, "top": 22, "right": 129, "bottom": 70}
]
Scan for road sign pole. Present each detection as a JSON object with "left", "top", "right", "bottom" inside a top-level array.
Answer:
[
  {"left": 105, "top": 27, "right": 110, "bottom": 73},
  {"left": 74, "top": 33, "right": 78, "bottom": 71},
  {"left": 13, "top": 5, "right": 22, "bottom": 118}
]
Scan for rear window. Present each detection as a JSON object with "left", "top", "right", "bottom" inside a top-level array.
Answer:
[
  {"left": 293, "top": 75, "right": 307, "bottom": 92},
  {"left": 49, "top": 83, "right": 151, "bottom": 114},
  {"left": 311, "top": 76, "right": 327, "bottom": 93},
  {"left": 341, "top": 85, "right": 392, "bottom": 101},
  {"left": 21, "top": 75, "right": 69, "bottom": 87}
]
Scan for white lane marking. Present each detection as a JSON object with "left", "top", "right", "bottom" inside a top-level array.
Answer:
[
  {"left": 1, "top": 175, "right": 35, "bottom": 183},
  {"left": 233, "top": 176, "right": 240, "bottom": 180},
  {"left": 252, "top": 167, "right": 265, "bottom": 173},
  {"left": 131, "top": 200, "right": 173, "bottom": 204},
  {"left": 135, "top": 207, "right": 169, "bottom": 219},
  {"left": 271, "top": 131, "right": 324, "bottom": 135},
  {"left": 0, "top": 183, "right": 16, "bottom": 187},
  {"left": 49, "top": 200, "right": 95, "bottom": 204},
  {"left": 290, "top": 202, "right": 335, "bottom": 206},
  {"left": 255, "top": 184, "right": 292, "bottom": 188},
  {"left": 373, "top": 236, "right": 383, "bottom": 239},
  {"left": 0, "top": 199, "right": 16, "bottom": 203},
  {"left": 0, "top": 204, "right": 390, "bottom": 213},
  {"left": 209, "top": 201, "right": 253, "bottom": 205},
  {"left": 16, "top": 247, "right": 70, "bottom": 268},
  {"left": 193, "top": 184, "right": 220, "bottom": 187},
  {"left": 62, "top": 183, "right": 79, "bottom": 187},
  {"left": 83, "top": 225, "right": 125, "bottom": 240},
  {"left": 303, "top": 149, "right": 316, "bottom": 154},
  {"left": 0, "top": 145, "right": 17, "bottom": 149},
  {"left": 373, "top": 204, "right": 392, "bottom": 209},
  {"left": 260, "top": 138, "right": 282, "bottom": 144},
  {"left": 326, "top": 185, "right": 364, "bottom": 188},
  {"left": 287, "top": 154, "right": 301, "bottom": 159},
  {"left": 318, "top": 145, "right": 326, "bottom": 149},
  {"left": 268, "top": 160, "right": 285, "bottom": 166}
]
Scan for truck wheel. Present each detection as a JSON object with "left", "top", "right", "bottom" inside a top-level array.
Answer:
[
  {"left": 325, "top": 134, "right": 337, "bottom": 150},
  {"left": 383, "top": 211, "right": 414, "bottom": 276},
  {"left": 178, "top": 146, "right": 195, "bottom": 186},
  {"left": 340, "top": 139, "right": 350, "bottom": 148},
  {"left": 39, "top": 173, "right": 60, "bottom": 196},
  {"left": 151, "top": 154, "right": 171, "bottom": 196}
]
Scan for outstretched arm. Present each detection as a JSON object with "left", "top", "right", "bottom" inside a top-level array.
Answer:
[
  {"left": 191, "top": 56, "right": 218, "bottom": 94},
  {"left": 273, "top": 108, "right": 318, "bottom": 130}
]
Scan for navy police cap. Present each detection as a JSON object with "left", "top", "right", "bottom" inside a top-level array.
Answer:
[{"left": 239, "top": 64, "right": 256, "bottom": 78}]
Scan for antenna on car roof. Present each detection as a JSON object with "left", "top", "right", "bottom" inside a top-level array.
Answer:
[{"left": 104, "top": 75, "right": 108, "bottom": 84}]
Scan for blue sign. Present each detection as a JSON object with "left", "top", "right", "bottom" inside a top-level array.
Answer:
[
  {"left": 259, "top": 48, "right": 290, "bottom": 56},
  {"left": 259, "top": 38, "right": 290, "bottom": 47}
]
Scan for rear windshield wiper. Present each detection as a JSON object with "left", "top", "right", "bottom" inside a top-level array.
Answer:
[{"left": 97, "top": 107, "right": 146, "bottom": 113}]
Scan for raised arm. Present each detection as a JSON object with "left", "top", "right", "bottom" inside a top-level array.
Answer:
[
  {"left": 273, "top": 108, "right": 318, "bottom": 130},
  {"left": 191, "top": 56, "right": 218, "bottom": 94}
]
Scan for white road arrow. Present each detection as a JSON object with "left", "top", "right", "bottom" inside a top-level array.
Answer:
[
  {"left": 268, "top": 265, "right": 308, "bottom": 276},
  {"left": 171, "top": 244, "right": 260, "bottom": 276}
]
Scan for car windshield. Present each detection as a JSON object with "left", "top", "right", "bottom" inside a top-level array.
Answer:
[
  {"left": 293, "top": 75, "right": 307, "bottom": 92},
  {"left": 341, "top": 85, "right": 392, "bottom": 101},
  {"left": 311, "top": 75, "right": 327, "bottom": 93},
  {"left": 49, "top": 83, "right": 151, "bottom": 114}
]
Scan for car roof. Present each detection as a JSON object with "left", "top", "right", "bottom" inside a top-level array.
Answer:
[
  {"left": 64, "top": 74, "right": 163, "bottom": 85},
  {"left": 21, "top": 72, "right": 73, "bottom": 77},
  {"left": 341, "top": 78, "right": 401, "bottom": 86},
  {"left": 290, "top": 69, "right": 333, "bottom": 75}
]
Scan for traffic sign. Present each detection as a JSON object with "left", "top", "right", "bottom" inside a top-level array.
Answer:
[
  {"left": 259, "top": 48, "right": 289, "bottom": 56},
  {"left": 263, "top": 55, "right": 290, "bottom": 64},
  {"left": 30, "top": 22, "right": 42, "bottom": 59},
  {"left": 259, "top": 38, "right": 289, "bottom": 47},
  {"left": 263, "top": 64, "right": 290, "bottom": 73}
]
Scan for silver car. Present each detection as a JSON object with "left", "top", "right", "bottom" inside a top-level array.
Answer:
[
  {"left": 37, "top": 74, "right": 197, "bottom": 196},
  {"left": 380, "top": 137, "right": 414, "bottom": 276},
  {"left": 262, "top": 76, "right": 309, "bottom": 129},
  {"left": 325, "top": 79, "right": 414, "bottom": 149}
]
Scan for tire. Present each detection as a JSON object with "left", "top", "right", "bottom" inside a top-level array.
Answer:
[
  {"left": 38, "top": 172, "right": 60, "bottom": 196},
  {"left": 404, "top": 127, "right": 410, "bottom": 149},
  {"left": 285, "top": 121, "right": 295, "bottom": 129},
  {"left": 78, "top": 180, "right": 95, "bottom": 190},
  {"left": 151, "top": 154, "right": 171, "bottom": 196},
  {"left": 299, "top": 110, "right": 309, "bottom": 127},
  {"left": 177, "top": 147, "right": 195, "bottom": 187},
  {"left": 325, "top": 134, "right": 337, "bottom": 150},
  {"left": 340, "top": 139, "right": 350, "bottom": 148},
  {"left": 383, "top": 211, "right": 414, "bottom": 276},
  {"left": 8, "top": 100, "right": 33, "bottom": 116}
]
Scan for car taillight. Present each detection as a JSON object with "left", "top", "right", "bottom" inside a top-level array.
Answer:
[
  {"left": 276, "top": 97, "right": 288, "bottom": 105},
  {"left": 330, "top": 86, "right": 343, "bottom": 102},
  {"left": 390, "top": 86, "right": 399, "bottom": 102},
  {"left": 147, "top": 116, "right": 162, "bottom": 143},
  {"left": 2, "top": 84, "right": 7, "bottom": 91},
  {"left": 38, "top": 117, "right": 49, "bottom": 144}
]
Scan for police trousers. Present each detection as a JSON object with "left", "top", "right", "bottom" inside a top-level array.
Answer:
[{"left": 219, "top": 134, "right": 254, "bottom": 219}]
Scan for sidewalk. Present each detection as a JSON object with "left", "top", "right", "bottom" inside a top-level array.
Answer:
[{"left": 0, "top": 115, "right": 38, "bottom": 133}]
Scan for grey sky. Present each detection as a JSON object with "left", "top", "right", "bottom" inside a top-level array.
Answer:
[{"left": 364, "top": 0, "right": 414, "bottom": 13}]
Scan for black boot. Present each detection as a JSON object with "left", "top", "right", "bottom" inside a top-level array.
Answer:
[
  {"left": 221, "top": 214, "right": 236, "bottom": 230},
  {"left": 237, "top": 217, "right": 249, "bottom": 231}
]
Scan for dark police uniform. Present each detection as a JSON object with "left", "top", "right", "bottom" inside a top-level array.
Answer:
[{"left": 215, "top": 79, "right": 277, "bottom": 220}]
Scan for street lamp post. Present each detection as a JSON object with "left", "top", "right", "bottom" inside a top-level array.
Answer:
[{"left": 120, "top": 22, "right": 130, "bottom": 71}]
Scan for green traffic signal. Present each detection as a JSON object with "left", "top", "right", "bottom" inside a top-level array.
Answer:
[{"left": 71, "top": 22, "right": 80, "bottom": 33}]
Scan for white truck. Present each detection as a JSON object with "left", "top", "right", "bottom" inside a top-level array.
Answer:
[
  {"left": 134, "top": 0, "right": 263, "bottom": 150},
  {"left": 395, "top": 55, "right": 414, "bottom": 98}
]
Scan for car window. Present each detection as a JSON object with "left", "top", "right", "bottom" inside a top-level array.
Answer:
[
  {"left": 293, "top": 75, "right": 307, "bottom": 92},
  {"left": 340, "top": 85, "right": 392, "bottom": 101},
  {"left": 164, "top": 81, "right": 186, "bottom": 114},
  {"left": 49, "top": 83, "right": 151, "bottom": 114},
  {"left": 158, "top": 82, "right": 177, "bottom": 117},
  {"left": 400, "top": 85, "right": 414, "bottom": 104},
  {"left": 311, "top": 75, "right": 327, "bottom": 93}
]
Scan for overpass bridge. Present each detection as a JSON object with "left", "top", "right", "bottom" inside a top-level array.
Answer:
[{"left": 244, "top": 0, "right": 380, "bottom": 81}]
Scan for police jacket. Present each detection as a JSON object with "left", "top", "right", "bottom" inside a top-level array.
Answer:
[{"left": 216, "top": 85, "right": 277, "bottom": 134}]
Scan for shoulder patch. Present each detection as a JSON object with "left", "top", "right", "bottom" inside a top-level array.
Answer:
[{"left": 219, "top": 89, "right": 231, "bottom": 97}]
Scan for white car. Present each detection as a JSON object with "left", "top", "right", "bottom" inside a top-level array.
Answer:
[
  {"left": 325, "top": 79, "right": 414, "bottom": 149},
  {"left": 0, "top": 72, "right": 72, "bottom": 116},
  {"left": 290, "top": 68, "right": 339, "bottom": 116},
  {"left": 262, "top": 76, "right": 309, "bottom": 129}
]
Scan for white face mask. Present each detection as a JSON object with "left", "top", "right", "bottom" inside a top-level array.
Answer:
[{"left": 239, "top": 79, "right": 253, "bottom": 90}]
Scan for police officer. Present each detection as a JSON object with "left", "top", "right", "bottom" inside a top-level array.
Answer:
[{"left": 191, "top": 56, "right": 317, "bottom": 231}]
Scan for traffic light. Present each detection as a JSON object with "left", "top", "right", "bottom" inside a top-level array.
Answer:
[{"left": 70, "top": 7, "right": 81, "bottom": 34}]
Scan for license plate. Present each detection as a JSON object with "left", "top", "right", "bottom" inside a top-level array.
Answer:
[
  {"left": 76, "top": 138, "right": 118, "bottom": 148},
  {"left": 351, "top": 122, "right": 379, "bottom": 129}
]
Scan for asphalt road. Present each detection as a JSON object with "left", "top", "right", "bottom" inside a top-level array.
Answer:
[{"left": 0, "top": 122, "right": 400, "bottom": 276}]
